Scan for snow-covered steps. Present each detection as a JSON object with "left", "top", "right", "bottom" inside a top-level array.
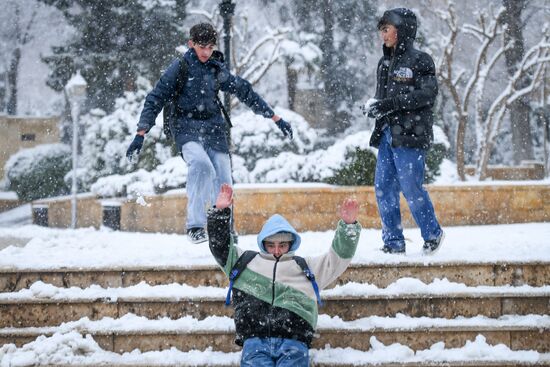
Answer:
[
  {"left": 2, "top": 261, "right": 549, "bottom": 292},
  {"left": 1, "top": 280, "right": 549, "bottom": 327},
  {"left": 2, "top": 314, "right": 549, "bottom": 353},
  {"left": 1, "top": 331, "right": 549, "bottom": 367}
]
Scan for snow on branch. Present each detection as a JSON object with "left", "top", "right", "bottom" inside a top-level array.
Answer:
[{"left": 476, "top": 28, "right": 550, "bottom": 179}]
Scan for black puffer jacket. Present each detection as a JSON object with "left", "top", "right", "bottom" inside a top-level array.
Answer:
[{"left": 369, "top": 8, "right": 438, "bottom": 150}]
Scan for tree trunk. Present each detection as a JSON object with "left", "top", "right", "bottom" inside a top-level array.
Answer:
[
  {"left": 502, "top": 0, "right": 534, "bottom": 164},
  {"left": 7, "top": 47, "right": 20, "bottom": 115},
  {"left": 286, "top": 62, "right": 297, "bottom": 110},
  {"left": 320, "top": 0, "right": 338, "bottom": 132},
  {"left": 0, "top": 72, "right": 6, "bottom": 113}
]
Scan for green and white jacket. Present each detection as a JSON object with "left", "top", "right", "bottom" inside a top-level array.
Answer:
[{"left": 207, "top": 207, "right": 361, "bottom": 346}]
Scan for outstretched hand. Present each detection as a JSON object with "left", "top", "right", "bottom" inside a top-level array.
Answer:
[
  {"left": 275, "top": 118, "right": 293, "bottom": 140},
  {"left": 339, "top": 198, "right": 359, "bottom": 224},
  {"left": 215, "top": 183, "right": 233, "bottom": 210}
]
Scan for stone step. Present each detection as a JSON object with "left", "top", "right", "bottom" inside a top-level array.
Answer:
[
  {"left": 2, "top": 355, "right": 549, "bottom": 367},
  {"left": 3, "top": 322, "right": 549, "bottom": 353},
  {"left": 2, "top": 260, "right": 548, "bottom": 292},
  {"left": 2, "top": 290, "right": 549, "bottom": 328}
]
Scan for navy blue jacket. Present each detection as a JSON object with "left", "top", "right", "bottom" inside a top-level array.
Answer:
[
  {"left": 137, "top": 49, "right": 275, "bottom": 153},
  {"left": 369, "top": 8, "right": 438, "bottom": 150}
]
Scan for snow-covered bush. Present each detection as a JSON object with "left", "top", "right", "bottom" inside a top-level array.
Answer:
[
  {"left": 426, "top": 125, "right": 451, "bottom": 183},
  {"left": 76, "top": 77, "right": 173, "bottom": 192},
  {"left": 231, "top": 108, "right": 319, "bottom": 171},
  {"left": 248, "top": 130, "right": 376, "bottom": 184},
  {"left": 91, "top": 157, "right": 187, "bottom": 197},
  {"left": 4, "top": 144, "right": 71, "bottom": 201},
  {"left": 69, "top": 85, "right": 450, "bottom": 196}
]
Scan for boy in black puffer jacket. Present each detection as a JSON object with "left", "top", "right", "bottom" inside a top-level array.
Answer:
[{"left": 366, "top": 8, "right": 444, "bottom": 255}]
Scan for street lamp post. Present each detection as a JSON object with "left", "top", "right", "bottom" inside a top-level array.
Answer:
[
  {"left": 65, "top": 72, "right": 87, "bottom": 229},
  {"left": 219, "top": 0, "right": 235, "bottom": 115}
]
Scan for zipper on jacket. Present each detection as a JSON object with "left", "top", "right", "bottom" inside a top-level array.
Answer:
[
  {"left": 267, "top": 257, "right": 280, "bottom": 339},
  {"left": 271, "top": 257, "right": 280, "bottom": 304}
]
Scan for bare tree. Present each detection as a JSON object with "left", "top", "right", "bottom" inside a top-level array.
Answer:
[
  {"left": 4, "top": 2, "right": 37, "bottom": 115},
  {"left": 434, "top": 2, "right": 550, "bottom": 180},
  {"left": 502, "top": 0, "right": 534, "bottom": 164},
  {"left": 188, "top": 5, "right": 289, "bottom": 109}
]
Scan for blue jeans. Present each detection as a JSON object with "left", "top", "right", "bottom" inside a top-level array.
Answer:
[
  {"left": 375, "top": 128, "right": 442, "bottom": 249},
  {"left": 241, "top": 337, "right": 309, "bottom": 367},
  {"left": 181, "top": 141, "right": 232, "bottom": 230}
]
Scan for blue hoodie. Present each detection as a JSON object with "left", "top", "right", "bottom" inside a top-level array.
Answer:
[{"left": 257, "top": 214, "right": 301, "bottom": 253}]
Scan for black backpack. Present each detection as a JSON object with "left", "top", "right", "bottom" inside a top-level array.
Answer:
[
  {"left": 225, "top": 250, "right": 323, "bottom": 307},
  {"left": 162, "top": 51, "right": 232, "bottom": 140}
]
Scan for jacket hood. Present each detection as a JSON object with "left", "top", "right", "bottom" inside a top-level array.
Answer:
[
  {"left": 379, "top": 8, "right": 417, "bottom": 56},
  {"left": 257, "top": 214, "right": 301, "bottom": 253}
]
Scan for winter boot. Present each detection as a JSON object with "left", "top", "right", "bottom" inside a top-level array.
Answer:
[
  {"left": 422, "top": 230, "right": 445, "bottom": 255},
  {"left": 381, "top": 242, "right": 406, "bottom": 254}
]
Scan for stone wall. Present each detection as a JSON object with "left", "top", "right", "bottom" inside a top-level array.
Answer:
[
  {"left": 33, "top": 184, "right": 550, "bottom": 234},
  {"left": 0, "top": 116, "right": 60, "bottom": 179},
  {"left": 0, "top": 196, "right": 20, "bottom": 213}
]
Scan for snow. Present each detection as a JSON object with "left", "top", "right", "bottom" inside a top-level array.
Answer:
[
  {"left": 2, "top": 313, "right": 548, "bottom": 336},
  {"left": 0, "top": 331, "right": 546, "bottom": 366},
  {"left": 0, "top": 192, "right": 17, "bottom": 200},
  {"left": 0, "top": 219, "right": 549, "bottom": 364},
  {"left": 1, "top": 221, "right": 549, "bottom": 271},
  {"left": 0, "top": 204, "right": 31, "bottom": 228}
]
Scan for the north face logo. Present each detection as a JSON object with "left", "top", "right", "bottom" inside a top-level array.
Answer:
[{"left": 393, "top": 67, "right": 413, "bottom": 82}]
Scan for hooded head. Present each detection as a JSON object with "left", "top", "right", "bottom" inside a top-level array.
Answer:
[
  {"left": 377, "top": 8, "right": 417, "bottom": 53},
  {"left": 257, "top": 214, "right": 301, "bottom": 254}
]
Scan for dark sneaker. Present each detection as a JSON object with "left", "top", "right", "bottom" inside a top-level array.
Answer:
[
  {"left": 381, "top": 243, "right": 406, "bottom": 254},
  {"left": 187, "top": 227, "right": 208, "bottom": 244},
  {"left": 423, "top": 230, "right": 445, "bottom": 255}
]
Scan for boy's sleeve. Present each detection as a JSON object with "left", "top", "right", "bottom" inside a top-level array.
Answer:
[
  {"left": 207, "top": 207, "right": 240, "bottom": 275},
  {"left": 216, "top": 66, "right": 274, "bottom": 119},
  {"left": 393, "top": 52, "right": 438, "bottom": 111},
  {"left": 137, "top": 58, "right": 181, "bottom": 132},
  {"left": 306, "top": 220, "right": 361, "bottom": 289}
]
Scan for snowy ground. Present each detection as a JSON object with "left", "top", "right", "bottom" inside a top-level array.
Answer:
[
  {"left": 0, "top": 219, "right": 549, "bottom": 270},
  {"left": 0, "top": 206, "right": 549, "bottom": 365}
]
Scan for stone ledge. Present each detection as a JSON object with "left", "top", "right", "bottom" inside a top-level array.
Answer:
[
  {"left": 32, "top": 184, "right": 550, "bottom": 234},
  {"left": 2, "top": 294, "right": 549, "bottom": 327},
  {"left": 1, "top": 262, "right": 549, "bottom": 292},
  {"left": 2, "top": 326, "right": 548, "bottom": 353}
]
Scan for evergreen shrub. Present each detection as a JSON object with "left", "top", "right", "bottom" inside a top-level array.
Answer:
[{"left": 5, "top": 144, "right": 71, "bottom": 201}]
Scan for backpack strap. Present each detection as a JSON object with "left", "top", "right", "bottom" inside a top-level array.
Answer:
[
  {"left": 174, "top": 55, "right": 188, "bottom": 94},
  {"left": 162, "top": 56, "right": 188, "bottom": 139},
  {"left": 225, "top": 250, "right": 258, "bottom": 306},
  {"left": 293, "top": 256, "right": 323, "bottom": 307}
]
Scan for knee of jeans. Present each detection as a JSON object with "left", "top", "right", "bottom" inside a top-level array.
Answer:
[{"left": 189, "top": 157, "right": 216, "bottom": 178}]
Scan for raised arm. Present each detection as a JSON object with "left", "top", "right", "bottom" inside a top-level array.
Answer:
[
  {"left": 306, "top": 197, "right": 362, "bottom": 289},
  {"left": 207, "top": 184, "right": 235, "bottom": 268}
]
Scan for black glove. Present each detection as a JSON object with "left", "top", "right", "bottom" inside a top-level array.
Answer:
[
  {"left": 126, "top": 134, "right": 144, "bottom": 161},
  {"left": 275, "top": 118, "right": 293, "bottom": 140},
  {"left": 367, "top": 98, "right": 396, "bottom": 119}
]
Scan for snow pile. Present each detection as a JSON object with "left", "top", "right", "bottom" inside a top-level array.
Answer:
[
  {"left": 0, "top": 333, "right": 241, "bottom": 366},
  {"left": 312, "top": 335, "right": 540, "bottom": 364},
  {"left": 0, "top": 332, "right": 542, "bottom": 365}
]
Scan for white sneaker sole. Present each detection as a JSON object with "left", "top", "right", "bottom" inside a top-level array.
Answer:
[{"left": 188, "top": 235, "right": 208, "bottom": 244}]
